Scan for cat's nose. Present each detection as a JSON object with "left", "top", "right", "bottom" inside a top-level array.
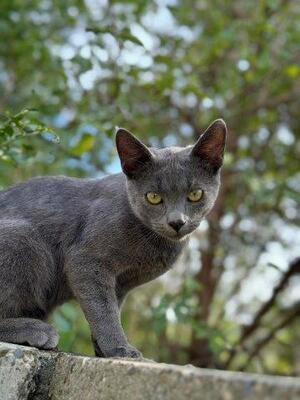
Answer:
[{"left": 168, "top": 219, "right": 186, "bottom": 233}]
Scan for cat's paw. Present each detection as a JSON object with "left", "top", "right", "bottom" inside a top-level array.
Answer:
[
  {"left": 26, "top": 322, "right": 59, "bottom": 350},
  {"left": 105, "top": 345, "right": 142, "bottom": 359}
]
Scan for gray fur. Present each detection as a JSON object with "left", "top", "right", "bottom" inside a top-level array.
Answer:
[{"left": 0, "top": 119, "right": 226, "bottom": 358}]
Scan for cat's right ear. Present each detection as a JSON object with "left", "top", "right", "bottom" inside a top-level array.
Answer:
[{"left": 116, "top": 128, "right": 153, "bottom": 178}]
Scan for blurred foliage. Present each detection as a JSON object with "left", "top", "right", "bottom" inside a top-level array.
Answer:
[
  {"left": 1, "top": 0, "right": 300, "bottom": 375},
  {"left": 0, "top": 109, "right": 56, "bottom": 160}
]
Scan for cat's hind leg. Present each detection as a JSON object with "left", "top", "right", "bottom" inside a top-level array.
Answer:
[
  {"left": 0, "top": 318, "right": 59, "bottom": 349},
  {"left": 0, "top": 218, "right": 58, "bottom": 349}
]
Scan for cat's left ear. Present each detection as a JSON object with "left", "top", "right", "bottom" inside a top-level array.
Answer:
[
  {"left": 116, "top": 127, "right": 153, "bottom": 178},
  {"left": 191, "top": 119, "right": 227, "bottom": 172}
]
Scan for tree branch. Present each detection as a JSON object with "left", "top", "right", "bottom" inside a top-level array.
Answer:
[
  {"left": 224, "top": 257, "right": 300, "bottom": 368},
  {"left": 239, "top": 303, "right": 300, "bottom": 371}
]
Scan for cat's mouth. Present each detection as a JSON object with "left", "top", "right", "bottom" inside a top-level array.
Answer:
[
  {"left": 160, "top": 222, "right": 200, "bottom": 242},
  {"left": 154, "top": 227, "right": 192, "bottom": 242},
  {"left": 148, "top": 220, "right": 198, "bottom": 242}
]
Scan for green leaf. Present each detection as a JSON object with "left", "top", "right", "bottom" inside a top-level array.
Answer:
[
  {"left": 285, "top": 64, "right": 300, "bottom": 78},
  {"left": 118, "top": 29, "right": 144, "bottom": 47},
  {"left": 71, "top": 134, "right": 96, "bottom": 156}
]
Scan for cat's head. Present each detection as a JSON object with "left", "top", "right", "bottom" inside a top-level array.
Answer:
[{"left": 116, "top": 120, "right": 227, "bottom": 241}]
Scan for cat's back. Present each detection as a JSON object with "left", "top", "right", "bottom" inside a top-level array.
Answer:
[{"left": 0, "top": 173, "right": 125, "bottom": 218}]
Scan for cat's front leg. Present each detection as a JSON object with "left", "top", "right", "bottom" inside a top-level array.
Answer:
[
  {"left": 79, "top": 284, "right": 141, "bottom": 358},
  {"left": 68, "top": 262, "right": 141, "bottom": 358},
  {"left": 115, "top": 282, "right": 131, "bottom": 308},
  {"left": 91, "top": 334, "right": 105, "bottom": 357}
]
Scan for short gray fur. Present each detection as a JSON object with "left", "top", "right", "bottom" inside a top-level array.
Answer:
[{"left": 0, "top": 119, "right": 227, "bottom": 358}]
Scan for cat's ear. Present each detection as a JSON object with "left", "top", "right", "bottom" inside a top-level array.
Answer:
[
  {"left": 191, "top": 119, "right": 227, "bottom": 172},
  {"left": 116, "top": 127, "right": 153, "bottom": 178}
]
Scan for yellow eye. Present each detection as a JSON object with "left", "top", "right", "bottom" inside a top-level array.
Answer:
[
  {"left": 146, "top": 192, "right": 163, "bottom": 205},
  {"left": 187, "top": 189, "right": 203, "bottom": 202}
]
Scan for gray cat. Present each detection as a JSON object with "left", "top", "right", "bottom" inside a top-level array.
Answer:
[{"left": 0, "top": 119, "right": 227, "bottom": 358}]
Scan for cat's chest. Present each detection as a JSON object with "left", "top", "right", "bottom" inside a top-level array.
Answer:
[{"left": 116, "top": 239, "right": 184, "bottom": 285}]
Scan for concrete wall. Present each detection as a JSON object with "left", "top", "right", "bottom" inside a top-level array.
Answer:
[{"left": 0, "top": 342, "right": 299, "bottom": 399}]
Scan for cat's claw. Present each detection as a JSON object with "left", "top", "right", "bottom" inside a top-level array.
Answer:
[{"left": 105, "top": 345, "right": 142, "bottom": 359}]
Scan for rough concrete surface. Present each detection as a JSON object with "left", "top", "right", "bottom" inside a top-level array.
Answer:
[
  {"left": 0, "top": 342, "right": 54, "bottom": 400},
  {"left": 0, "top": 342, "right": 300, "bottom": 400}
]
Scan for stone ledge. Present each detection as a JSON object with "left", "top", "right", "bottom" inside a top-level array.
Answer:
[{"left": 0, "top": 342, "right": 299, "bottom": 399}]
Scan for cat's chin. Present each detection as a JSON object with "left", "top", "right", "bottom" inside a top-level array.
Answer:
[
  {"left": 157, "top": 230, "right": 192, "bottom": 243},
  {"left": 170, "top": 235, "right": 190, "bottom": 243}
]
